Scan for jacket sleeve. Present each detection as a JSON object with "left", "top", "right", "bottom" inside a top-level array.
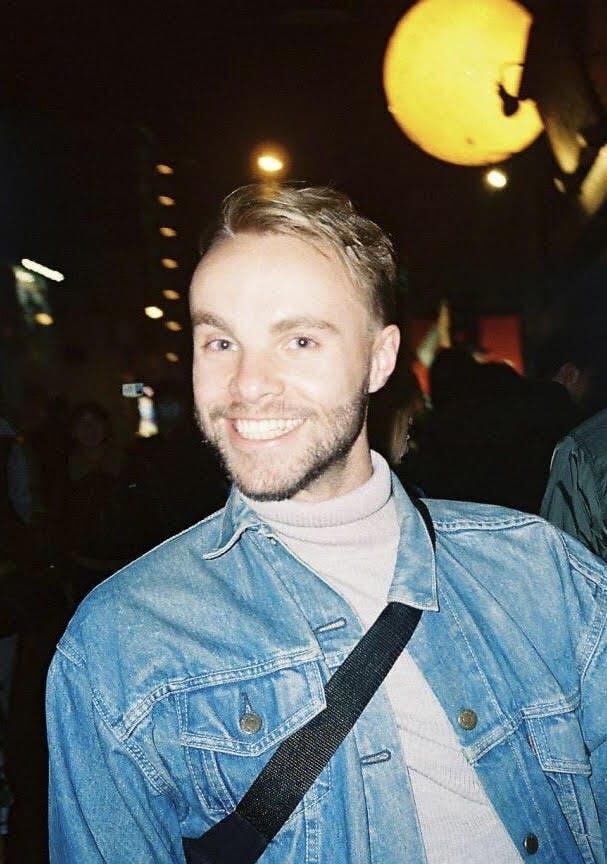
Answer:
[
  {"left": 46, "top": 646, "right": 186, "bottom": 863},
  {"left": 541, "top": 437, "right": 607, "bottom": 561},
  {"left": 581, "top": 603, "right": 607, "bottom": 852}
]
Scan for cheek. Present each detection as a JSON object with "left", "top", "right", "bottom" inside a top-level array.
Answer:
[
  {"left": 192, "top": 358, "right": 224, "bottom": 408},
  {"left": 292, "top": 360, "right": 363, "bottom": 407}
]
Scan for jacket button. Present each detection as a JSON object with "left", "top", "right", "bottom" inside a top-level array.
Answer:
[
  {"left": 457, "top": 709, "right": 478, "bottom": 731},
  {"left": 523, "top": 833, "right": 539, "bottom": 854},
  {"left": 239, "top": 712, "right": 263, "bottom": 734}
]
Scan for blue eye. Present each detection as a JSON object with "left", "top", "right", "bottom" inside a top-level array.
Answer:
[
  {"left": 208, "top": 339, "right": 234, "bottom": 351},
  {"left": 289, "top": 336, "right": 316, "bottom": 349}
]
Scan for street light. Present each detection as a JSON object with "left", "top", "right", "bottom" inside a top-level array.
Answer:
[
  {"left": 253, "top": 144, "right": 288, "bottom": 180},
  {"left": 257, "top": 153, "right": 284, "bottom": 174},
  {"left": 145, "top": 305, "right": 164, "bottom": 319},
  {"left": 484, "top": 167, "right": 508, "bottom": 189},
  {"left": 21, "top": 258, "right": 65, "bottom": 282},
  {"left": 34, "top": 312, "right": 54, "bottom": 326}
]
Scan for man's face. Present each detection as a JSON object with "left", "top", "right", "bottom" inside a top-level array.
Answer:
[{"left": 190, "top": 232, "right": 398, "bottom": 502}]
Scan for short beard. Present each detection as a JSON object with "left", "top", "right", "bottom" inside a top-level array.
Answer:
[{"left": 194, "top": 384, "right": 369, "bottom": 501}]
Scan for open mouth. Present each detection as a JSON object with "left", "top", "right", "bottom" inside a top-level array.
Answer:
[{"left": 232, "top": 418, "right": 305, "bottom": 441}]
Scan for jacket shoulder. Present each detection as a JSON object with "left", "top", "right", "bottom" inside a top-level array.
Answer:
[
  {"left": 425, "top": 497, "right": 607, "bottom": 588},
  {"left": 63, "top": 507, "right": 227, "bottom": 637},
  {"left": 425, "top": 498, "right": 539, "bottom": 532}
]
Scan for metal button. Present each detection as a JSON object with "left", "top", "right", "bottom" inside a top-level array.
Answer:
[
  {"left": 239, "top": 712, "right": 263, "bottom": 734},
  {"left": 523, "top": 833, "right": 539, "bottom": 854},
  {"left": 457, "top": 709, "right": 478, "bottom": 731}
]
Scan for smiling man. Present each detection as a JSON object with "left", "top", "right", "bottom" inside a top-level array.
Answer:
[{"left": 47, "top": 186, "right": 607, "bottom": 864}]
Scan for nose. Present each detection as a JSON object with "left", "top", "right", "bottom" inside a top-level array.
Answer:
[{"left": 229, "top": 349, "right": 284, "bottom": 404}]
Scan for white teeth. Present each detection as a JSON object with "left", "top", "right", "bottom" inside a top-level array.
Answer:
[{"left": 233, "top": 418, "right": 304, "bottom": 440}]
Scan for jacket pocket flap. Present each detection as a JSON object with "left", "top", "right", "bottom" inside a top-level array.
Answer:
[
  {"left": 179, "top": 660, "right": 326, "bottom": 756},
  {"left": 525, "top": 711, "right": 591, "bottom": 775}
]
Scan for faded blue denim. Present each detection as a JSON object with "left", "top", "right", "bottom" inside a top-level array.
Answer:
[{"left": 47, "top": 476, "right": 607, "bottom": 863}]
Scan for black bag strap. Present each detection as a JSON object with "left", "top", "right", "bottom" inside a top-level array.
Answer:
[{"left": 183, "top": 495, "right": 433, "bottom": 864}]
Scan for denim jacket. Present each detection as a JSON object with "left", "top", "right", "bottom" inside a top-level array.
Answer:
[{"left": 47, "top": 476, "right": 607, "bottom": 864}]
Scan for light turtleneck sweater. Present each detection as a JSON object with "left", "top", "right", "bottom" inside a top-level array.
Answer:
[{"left": 241, "top": 452, "right": 521, "bottom": 864}]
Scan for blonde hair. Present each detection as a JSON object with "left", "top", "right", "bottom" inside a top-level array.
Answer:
[{"left": 206, "top": 184, "right": 398, "bottom": 325}]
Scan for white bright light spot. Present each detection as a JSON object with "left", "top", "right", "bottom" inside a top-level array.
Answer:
[
  {"left": 21, "top": 259, "right": 65, "bottom": 282},
  {"left": 145, "top": 305, "right": 164, "bottom": 319},
  {"left": 485, "top": 168, "right": 508, "bottom": 189},
  {"left": 257, "top": 154, "right": 284, "bottom": 173}
]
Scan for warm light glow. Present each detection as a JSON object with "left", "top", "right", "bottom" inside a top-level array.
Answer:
[
  {"left": 159, "top": 226, "right": 177, "bottom": 238},
  {"left": 34, "top": 312, "right": 54, "bottom": 326},
  {"left": 156, "top": 163, "right": 174, "bottom": 175},
  {"left": 21, "top": 258, "right": 65, "bottom": 282},
  {"left": 383, "top": 0, "right": 543, "bottom": 166},
  {"left": 165, "top": 352, "right": 180, "bottom": 363},
  {"left": 162, "top": 289, "right": 181, "bottom": 300},
  {"left": 145, "top": 305, "right": 164, "bottom": 319},
  {"left": 257, "top": 153, "right": 284, "bottom": 174},
  {"left": 485, "top": 168, "right": 508, "bottom": 188},
  {"left": 158, "top": 195, "right": 175, "bottom": 206},
  {"left": 161, "top": 257, "right": 179, "bottom": 269},
  {"left": 165, "top": 320, "right": 183, "bottom": 332},
  {"left": 15, "top": 268, "right": 36, "bottom": 284}
]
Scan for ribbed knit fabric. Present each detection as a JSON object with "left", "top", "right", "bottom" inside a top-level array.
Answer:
[{"left": 242, "top": 453, "right": 521, "bottom": 863}]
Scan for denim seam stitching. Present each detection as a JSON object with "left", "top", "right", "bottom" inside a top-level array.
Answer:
[
  {"left": 431, "top": 513, "right": 539, "bottom": 533},
  {"left": 56, "top": 638, "right": 85, "bottom": 668},
  {"left": 91, "top": 691, "right": 176, "bottom": 798},
  {"left": 578, "top": 589, "right": 607, "bottom": 684},
  {"left": 122, "top": 649, "right": 323, "bottom": 735},
  {"left": 505, "top": 731, "right": 560, "bottom": 861},
  {"left": 179, "top": 695, "right": 325, "bottom": 756}
]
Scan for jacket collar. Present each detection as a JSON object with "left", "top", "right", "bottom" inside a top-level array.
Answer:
[{"left": 202, "top": 474, "right": 439, "bottom": 612}]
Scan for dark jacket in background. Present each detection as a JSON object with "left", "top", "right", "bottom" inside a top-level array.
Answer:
[{"left": 541, "top": 408, "right": 607, "bottom": 560}]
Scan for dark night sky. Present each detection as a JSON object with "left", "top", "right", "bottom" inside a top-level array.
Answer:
[{"left": 2, "top": 0, "right": 566, "bottom": 317}]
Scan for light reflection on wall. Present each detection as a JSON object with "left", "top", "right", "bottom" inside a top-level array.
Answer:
[
  {"left": 12, "top": 265, "right": 53, "bottom": 328},
  {"left": 137, "top": 386, "right": 159, "bottom": 437}
]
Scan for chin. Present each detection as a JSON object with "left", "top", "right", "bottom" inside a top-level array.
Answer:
[{"left": 233, "top": 469, "right": 307, "bottom": 502}]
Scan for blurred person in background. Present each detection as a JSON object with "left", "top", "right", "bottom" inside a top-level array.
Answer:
[
  {"left": 0, "top": 412, "right": 66, "bottom": 864},
  {"left": 541, "top": 407, "right": 607, "bottom": 560}
]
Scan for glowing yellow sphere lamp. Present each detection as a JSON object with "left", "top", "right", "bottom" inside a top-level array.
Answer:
[{"left": 383, "top": 0, "right": 544, "bottom": 166}]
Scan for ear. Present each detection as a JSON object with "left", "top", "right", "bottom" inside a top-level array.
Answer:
[{"left": 369, "top": 325, "right": 400, "bottom": 394}]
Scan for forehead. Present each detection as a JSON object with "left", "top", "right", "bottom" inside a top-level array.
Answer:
[{"left": 190, "top": 232, "right": 369, "bottom": 319}]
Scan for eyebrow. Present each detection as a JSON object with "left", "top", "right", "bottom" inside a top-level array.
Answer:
[
  {"left": 191, "top": 311, "right": 339, "bottom": 336},
  {"left": 270, "top": 316, "right": 339, "bottom": 335},
  {"left": 191, "top": 311, "right": 233, "bottom": 332}
]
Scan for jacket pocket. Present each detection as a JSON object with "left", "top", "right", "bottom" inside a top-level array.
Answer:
[
  {"left": 525, "top": 708, "right": 601, "bottom": 864},
  {"left": 178, "top": 658, "right": 331, "bottom": 817}
]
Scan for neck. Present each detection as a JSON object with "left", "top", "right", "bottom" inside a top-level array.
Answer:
[{"left": 289, "top": 435, "right": 374, "bottom": 503}]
